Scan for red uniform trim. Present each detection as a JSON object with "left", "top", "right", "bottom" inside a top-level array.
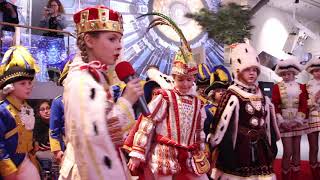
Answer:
[
  {"left": 170, "top": 90, "right": 181, "bottom": 143},
  {"left": 188, "top": 97, "right": 198, "bottom": 145}
]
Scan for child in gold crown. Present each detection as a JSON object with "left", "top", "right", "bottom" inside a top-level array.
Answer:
[{"left": 59, "top": 6, "right": 143, "bottom": 180}]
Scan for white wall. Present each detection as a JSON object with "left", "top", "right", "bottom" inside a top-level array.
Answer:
[
  {"left": 251, "top": 4, "right": 320, "bottom": 59},
  {"left": 304, "top": 22, "right": 320, "bottom": 56},
  {"left": 250, "top": 4, "right": 320, "bottom": 83}
]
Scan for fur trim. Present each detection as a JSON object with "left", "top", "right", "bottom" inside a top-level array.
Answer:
[
  {"left": 229, "top": 43, "right": 261, "bottom": 79},
  {"left": 210, "top": 95, "right": 239, "bottom": 149},
  {"left": 305, "top": 56, "right": 320, "bottom": 74},
  {"left": 265, "top": 97, "right": 281, "bottom": 142},
  {"left": 146, "top": 67, "right": 174, "bottom": 90},
  {"left": 275, "top": 57, "right": 302, "bottom": 75}
]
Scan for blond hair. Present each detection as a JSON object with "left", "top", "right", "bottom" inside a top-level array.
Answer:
[{"left": 76, "top": 32, "right": 101, "bottom": 63}]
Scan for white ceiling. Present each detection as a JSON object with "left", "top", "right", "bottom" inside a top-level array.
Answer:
[{"left": 250, "top": 0, "right": 320, "bottom": 23}]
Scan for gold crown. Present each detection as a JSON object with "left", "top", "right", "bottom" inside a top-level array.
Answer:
[{"left": 73, "top": 6, "right": 123, "bottom": 34}]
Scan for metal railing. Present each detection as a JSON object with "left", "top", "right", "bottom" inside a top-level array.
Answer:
[{"left": 0, "top": 21, "right": 75, "bottom": 55}]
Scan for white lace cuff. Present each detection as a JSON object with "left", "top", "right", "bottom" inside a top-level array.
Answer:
[
  {"left": 129, "top": 151, "right": 145, "bottom": 162},
  {"left": 19, "top": 106, "right": 35, "bottom": 130}
]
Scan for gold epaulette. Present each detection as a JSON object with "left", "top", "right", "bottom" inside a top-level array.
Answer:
[
  {"left": 54, "top": 95, "right": 62, "bottom": 100},
  {"left": 49, "top": 130, "right": 62, "bottom": 152},
  {"left": 5, "top": 104, "right": 33, "bottom": 153},
  {"left": 198, "top": 95, "right": 208, "bottom": 104}
]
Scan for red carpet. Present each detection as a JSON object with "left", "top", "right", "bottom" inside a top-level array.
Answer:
[{"left": 273, "top": 159, "right": 313, "bottom": 180}]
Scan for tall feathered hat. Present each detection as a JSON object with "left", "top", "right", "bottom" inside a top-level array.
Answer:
[
  {"left": 229, "top": 43, "right": 261, "bottom": 79},
  {"left": 305, "top": 56, "right": 320, "bottom": 74},
  {"left": 275, "top": 56, "right": 302, "bottom": 75},
  {"left": 0, "top": 46, "right": 40, "bottom": 89},
  {"left": 196, "top": 63, "right": 211, "bottom": 87},
  {"left": 205, "top": 65, "right": 232, "bottom": 95},
  {"left": 138, "top": 12, "right": 197, "bottom": 76},
  {"left": 73, "top": 6, "right": 124, "bottom": 34}
]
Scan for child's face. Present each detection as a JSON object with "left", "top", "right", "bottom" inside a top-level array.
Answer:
[
  {"left": 173, "top": 74, "right": 195, "bottom": 94},
  {"left": 11, "top": 79, "right": 33, "bottom": 100},
  {"left": 85, "top": 31, "right": 123, "bottom": 65},
  {"left": 238, "top": 66, "right": 258, "bottom": 85},
  {"left": 280, "top": 71, "right": 295, "bottom": 82},
  {"left": 312, "top": 69, "right": 320, "bottom": 80},
  {"left": 214, "top": 89, "right": 226, "bottom": 102}
]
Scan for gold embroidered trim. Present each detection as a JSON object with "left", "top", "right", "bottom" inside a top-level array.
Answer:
[
  {"left": 5, "top": 104, "right": 33, "bottom": 153},
  {"left": 0, "top": 72, "right": 33, "bottom": 85}
]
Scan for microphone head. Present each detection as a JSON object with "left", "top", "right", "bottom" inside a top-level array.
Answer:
[{"left": 115, "top": 61, "right": 136, "bottom": 81}]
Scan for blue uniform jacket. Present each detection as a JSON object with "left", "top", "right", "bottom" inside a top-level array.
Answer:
[
  {"left": 49, "top": 95, "right": 65, "bottom": 152},
  {"left": 0, "top": 96, "right": 34, "bottom": 177}
]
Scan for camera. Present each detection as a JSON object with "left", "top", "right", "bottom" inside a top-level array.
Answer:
[{"left": 45, "top": 7, "right": 54, "bottom": 14}]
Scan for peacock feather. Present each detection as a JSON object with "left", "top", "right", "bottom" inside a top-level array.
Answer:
[{"left": 138, "top": 12, "right": 191, "bottom": 53}]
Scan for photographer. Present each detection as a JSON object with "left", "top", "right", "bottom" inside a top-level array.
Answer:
[
  {"left": 39, "top": 0, "right": 66, "bottom": 38},
  {"left": 0, "top": 0, "right": 19, "bottom": 32}
]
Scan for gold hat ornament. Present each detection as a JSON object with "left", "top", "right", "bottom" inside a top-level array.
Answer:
[
  {"left": 138, "top": 12, "right": 197, "bottom": 76},
  {"left": 0, "top": 46, "right": 39, "bottom": 89},
  {"left": 73, "top": 6, "right": 124, "bottom": 34}
]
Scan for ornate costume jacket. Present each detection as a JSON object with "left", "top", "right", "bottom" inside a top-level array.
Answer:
[
  {"left": 271, "top": 81, "right": 308, "bottom": 137},
  {"left": 0, "top": 96, "right": 35, "bottom": 177},
  {"left": 49, "top": 95, "right": 65, "bottom": 152},
  {"left": 60, "top": 55, "right": 135, "bottom": 180},
  {"left": 306, "top": 79, "right": 320, "bottom": 133},
  {"left": 209, "top": 81, "right": 280, "bottom": 178},
  {"left": 129, "top": 88, "right": 206, "bottom": 175}
]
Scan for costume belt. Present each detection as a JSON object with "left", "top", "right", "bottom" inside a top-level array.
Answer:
[
  {"left": 238, "top": 127, "right": 267, "bottom": 164},
  {"left": 238, "top": 127, "right": 266, "bottom": 141}
]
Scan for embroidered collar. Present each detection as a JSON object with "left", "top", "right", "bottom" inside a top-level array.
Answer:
[
  {"left": 173, "top": 87, "right": 197, "bottom": 97},
  {"left": 234, "top": 80, "right": 258, "bottom": 94}
]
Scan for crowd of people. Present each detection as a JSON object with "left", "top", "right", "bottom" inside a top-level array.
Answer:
[{"left": 0, "top": 5, "right": 319, "bottom": 180}]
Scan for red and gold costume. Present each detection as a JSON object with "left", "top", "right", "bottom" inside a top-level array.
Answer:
[
  {"left": 305, "top": 56, "right": 320, "bottom": 179},
  {"left": 305, "top": 56, "right": 320, "bottom": 133},
  {"left": 130, "top": 88, "right": 206, "bottom": 175},
  {"left": 126, "top": 12, "right": 209, "bottom": 179},
  {"left": 272, "top": 58, "right": 308, "bottom": 137}
]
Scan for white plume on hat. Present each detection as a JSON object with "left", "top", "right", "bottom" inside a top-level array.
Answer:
[
  {"left": 275, "top": 56, "right": 302, "bottom": 75},
  {"left": 230, "top": 43, "right": 261, "bottom": 79},
  {"left": 305, "top": 56, "right": 320, "bottom": 74}
]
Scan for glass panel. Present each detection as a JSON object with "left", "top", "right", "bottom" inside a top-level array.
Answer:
[{"left": 1, "top": 30, "right": 76, "bottom": 82}]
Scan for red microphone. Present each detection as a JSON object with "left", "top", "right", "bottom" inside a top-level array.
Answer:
[{"left": 115, "top": 61, "right": 150, "bottom": 116}]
